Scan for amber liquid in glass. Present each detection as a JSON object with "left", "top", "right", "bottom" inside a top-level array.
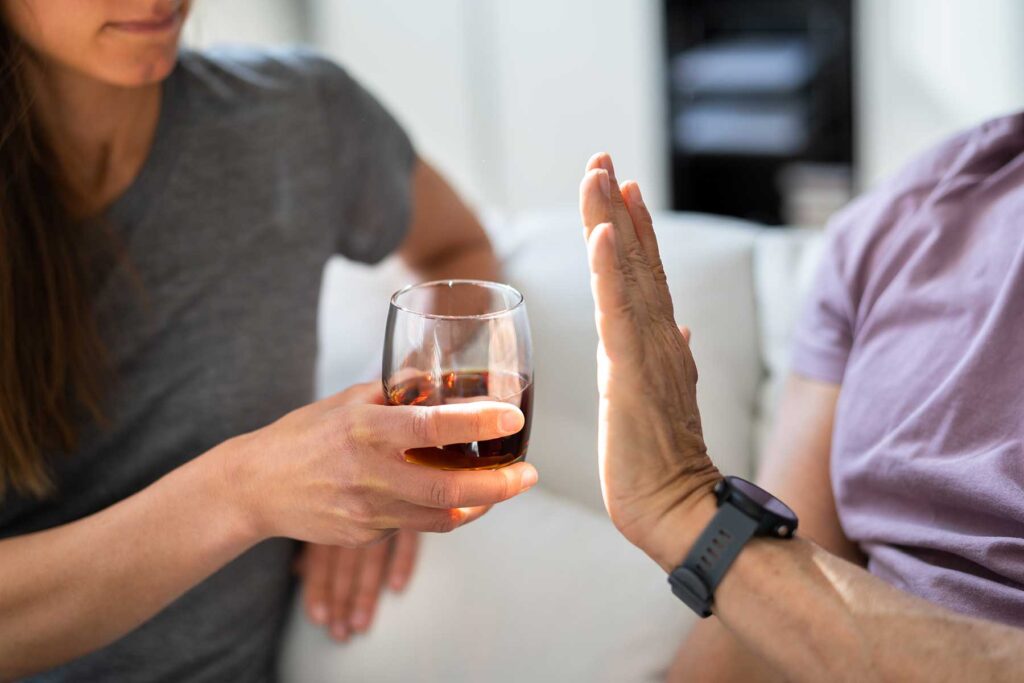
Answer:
[{"left": 386, "top": 370, "right": 533, "bottom": 469}]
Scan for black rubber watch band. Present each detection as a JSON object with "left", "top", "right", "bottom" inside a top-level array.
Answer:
[{"left": 667, "top": 504, "right": 758, "bottom": 617}]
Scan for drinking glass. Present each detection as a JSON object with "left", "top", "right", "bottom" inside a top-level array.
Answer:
[{"left": 383, "top": 280, "right": 533, "bottom": 469}]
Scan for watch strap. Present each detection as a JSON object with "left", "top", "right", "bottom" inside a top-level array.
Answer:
[{"left": 668, "top": 503, "right": 759, "bottom": 617}]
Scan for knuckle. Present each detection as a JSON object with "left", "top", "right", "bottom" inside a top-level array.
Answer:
[
  {"left": 431, "top": 513, "right": 459, "bottom": 534},
  {"left": 351, "top": 528, "right": 379, "bottom": 547},
  {"left": 326, "top": 410, "right": 358, "bottom": 452},
  {"left": 499, "top": 471, "right": 515, "bottom": 501},
  {"left": 430, "top": 518, "right": 458, "bottom": 532},
  {"left": 470, "top": 407, "right": 485, "bottom": 439},
  {"left": 344, "top": 497, "right": 376, "bottom": 526},
  {"left": 429, "top": 478, "right": 457, "bottom": 508},
  {"left": 411, "top": 409, "right": 439, "bottom": 445}
]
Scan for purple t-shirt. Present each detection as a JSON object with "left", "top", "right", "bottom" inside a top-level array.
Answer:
[{"left": 791, "top": 113, "right": 1024, "bottom": 627}]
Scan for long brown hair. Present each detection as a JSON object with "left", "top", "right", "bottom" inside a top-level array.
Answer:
[{"left": 0, "top": 19, "right": 109, "bottom": 499}]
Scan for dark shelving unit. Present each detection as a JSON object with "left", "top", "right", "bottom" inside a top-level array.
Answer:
[{"left": 664, "top": 0, "right": 854, "bottom": 226}]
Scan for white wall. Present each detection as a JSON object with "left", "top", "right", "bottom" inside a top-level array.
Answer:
[
  {"left": 856, "top": 0, "right": 1024, "bottom": 189},
  {"left": 307, "top": 0, "right": 669, "bottom": 214},
  {"left": 182, "top": 0, "right": 1024, "bottom": 211},
  {"left": 183, "top": 0, "right": 309, "bottom": 47}
]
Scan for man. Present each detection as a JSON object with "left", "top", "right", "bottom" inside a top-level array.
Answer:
[{"left": 578, "top": 146, "right": 1023, "bottom": 681}]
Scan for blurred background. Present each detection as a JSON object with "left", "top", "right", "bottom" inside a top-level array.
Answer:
[
  {"left": 185, "top": 0, "right": 1024, "bottom": 228},
  {"left": 183, "top": 4, "right": 1024, "bottom": 676}
]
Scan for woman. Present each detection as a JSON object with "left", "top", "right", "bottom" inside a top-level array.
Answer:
[
  {"left": 0, "top": 1, "right": 537, "bottom": 680},
  {"left": 578, "top": 125, "right": 1024, "bottom": 679}
]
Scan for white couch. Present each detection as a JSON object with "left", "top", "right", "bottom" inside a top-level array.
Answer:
[{"left": 280, "top": 210, "right": 824, "bottom": 682}]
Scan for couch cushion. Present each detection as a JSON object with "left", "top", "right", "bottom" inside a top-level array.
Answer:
[
  {"left": 751, "top": 229, "right": 825, "bottom": 470},
  {"left": 279, "top": 487, "right": 694, "bottom": 682}
]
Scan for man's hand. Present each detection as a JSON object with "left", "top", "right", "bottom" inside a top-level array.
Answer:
[
  {"left": 296, "top": 531, "right": 419, "bottom": 641},
  {"left": 578, "top": 153, "right": 721, "bottom": 570}
]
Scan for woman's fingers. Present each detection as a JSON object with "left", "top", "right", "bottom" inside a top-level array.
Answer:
[
  {"left": 387, "top": 530, "right": 420, "bottom": 591},
  {"left": 378, "top": 498, "right": 493, "bottom": 533},
  {"left": 358, "top": 402, "right": 525, "bottom": 451},
  {"left": 328, "top": 546, "right": 359, "bottom": 642},
  {"left": 386, "top": 460, "right": 538, "bottom": 510},
  {"left": 349, "top": 540, "right": 390, "bottom": 635},
  {"left": 301, "top": 544, "right": 333, "bottom": 627}
]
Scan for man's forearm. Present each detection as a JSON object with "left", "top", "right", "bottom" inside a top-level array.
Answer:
[
  {"left": 653, "top": 501, "right": 1022, "bottom": 683},
  {"left": 0, "top": 443, "right": 259, "bottom": 680}
]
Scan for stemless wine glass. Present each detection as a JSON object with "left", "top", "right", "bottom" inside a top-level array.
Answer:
[{"left": 383, "top": 279, "right": 533, "bottom": 470}]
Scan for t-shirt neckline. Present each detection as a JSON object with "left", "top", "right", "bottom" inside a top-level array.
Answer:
[{"left": 106, "top": 52, "right": 188, "bottom": 231}]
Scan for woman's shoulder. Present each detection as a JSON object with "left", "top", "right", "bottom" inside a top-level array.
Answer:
[{"left": 173, "top": 46, "right": 357, "bottom": 112}]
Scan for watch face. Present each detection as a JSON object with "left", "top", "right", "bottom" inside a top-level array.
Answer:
[{"left": 727, "top": 477, "right": 797, "bottom": 522}]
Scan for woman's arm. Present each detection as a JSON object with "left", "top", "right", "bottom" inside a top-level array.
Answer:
[
  {"left": 0, "top": 447, "right": 253, "bottom": 680},
  {"left": 670, "top": 375, "right": 857, "bottom": 681},
  {"left": 399, "top": 157, "right": 499, "bottom": 282},
  {"left": 0, "top": 383, "right": 537, "bottom": 679}
]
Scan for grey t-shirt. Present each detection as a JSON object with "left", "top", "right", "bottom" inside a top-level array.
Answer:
[{"left": 1, "top": 48, "right": 414, "bottom": 681}]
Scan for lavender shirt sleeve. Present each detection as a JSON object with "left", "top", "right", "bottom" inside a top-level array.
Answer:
[{"left": 789, "top": 213, "right": 858, "bottom": 384}]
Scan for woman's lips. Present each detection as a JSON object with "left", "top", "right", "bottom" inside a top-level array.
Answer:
[{"left": 106, "top": 10, "right": 182, "bottom": 34}]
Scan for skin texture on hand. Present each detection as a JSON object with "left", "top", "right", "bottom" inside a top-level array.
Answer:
[{"left": 578, "top": 152, "right": 722, "bottom": 569}]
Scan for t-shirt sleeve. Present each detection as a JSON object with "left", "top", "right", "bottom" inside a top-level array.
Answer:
[
  {"left": 789, "top": 209, "right": 859, "bottom": 384},
  {"left": 311, "top": 57, "right": 416, "bottom": 264}
]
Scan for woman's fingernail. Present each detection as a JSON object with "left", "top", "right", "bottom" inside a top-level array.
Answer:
[
  {"left": 351, "top": 610, "right": 369, "bottom": 631},
  {"left": 596, "top": 169, "right": 611, "bottom": 199},
  {"left": 390, "top": 577, "right": 406, "bottom": 591},
  {"left": 331, "top": 622, "right": 349, "bottom": 641},
  {"left": 520, "top": 467, "right": 538, "bottom": 489},
  {"left": 499, "top": 410, "right": 524, "bottom": 434},
  {"left": 311, "top": 603, "right": 329, "bottom": 625},
  {"left": 598, "top": 155, "right": 616, "bottom": 181}
]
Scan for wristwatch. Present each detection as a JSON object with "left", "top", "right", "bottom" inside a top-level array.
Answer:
[{"left": 668, "top": 476, "right": 798, "bottom": 617}]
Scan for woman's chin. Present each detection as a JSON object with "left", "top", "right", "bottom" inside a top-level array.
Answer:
[{"left": 97, "top": 49, "right": 180, "bottom": 88}]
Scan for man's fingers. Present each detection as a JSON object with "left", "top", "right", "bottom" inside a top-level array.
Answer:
[
  {"left": 580, "top": 167, "right": 612, "bottom": 238},
  {"left": 621, "top": 181, "right": 675, "bottom": 319},
  {"left": 362, "top": 402, "right": 525, "bottom": 451},
  {"left": 328, "top": 546, "right": 359, "bottom": 642},
  {"left": 301, "top": 544, "right": 332, "bottom": 627},
  {"left": 389, "top": 460, "right": 538, "bottom": 509},
  {"left": 585, "top": 154, "right": 647, "bottom": 262},
  {"left": 580, "top": 153, "right": 660, "bottom": 321},
  {"left": 387, "top": 530, "right": 420, "bottom": 592},
  {"left": 587, "top": 223, "right": 638, "bottom": 360},
  {"left": 349, "top": 541, "right": 389, "bottom": 634}
]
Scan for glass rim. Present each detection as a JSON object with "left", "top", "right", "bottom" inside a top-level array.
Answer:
[{"left": 389, "top": 279, "right": 525, "bottom": 321}]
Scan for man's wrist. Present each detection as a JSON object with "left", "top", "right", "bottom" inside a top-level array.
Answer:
[{"left": 644, "top": 484, "right": 721, "bottom": 573}]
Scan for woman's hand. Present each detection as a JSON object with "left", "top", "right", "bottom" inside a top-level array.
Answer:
[
  {"left": 296, "top": 531, "right": 419, "bottom": 641},
  {"left": 217, "top": 381, "right": 536, "bottom": 548},
  {"left": 578, "top": 153, "right": 721, "bottom": 570}
]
